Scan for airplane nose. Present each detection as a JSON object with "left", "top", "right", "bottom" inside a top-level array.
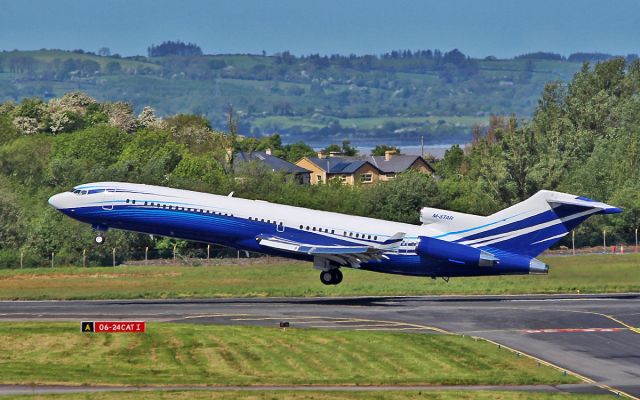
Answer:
[{"left": 48, "top": 193, "right": 68, "bottom": 209}]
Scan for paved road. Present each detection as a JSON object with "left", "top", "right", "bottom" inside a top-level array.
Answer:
[
  {"left": 0, "top": 384, "right": 606, "bottom": 396},
  {"left": 1, "top": 293, "right": 639, "bottom": 398}
]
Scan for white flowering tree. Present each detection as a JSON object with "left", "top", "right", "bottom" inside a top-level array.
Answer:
[
  {"left": 12, "top": 116, "right": 39, "bottom": 135},
  {"left": 48, "top": 111, "right": 71, "bottom": 134},
  {"left": 136, "top": 106, "right": 164, "bottom": 129},
  {"left": 106, "top": 102, "right": 137, "bottom": 133},
  {"left": 49, "top": 92, "right": 97, "bottom": 116}
]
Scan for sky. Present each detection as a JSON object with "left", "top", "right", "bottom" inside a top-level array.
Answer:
[{"left": 1, "top": 0, "right": 638, "bottom": 58}]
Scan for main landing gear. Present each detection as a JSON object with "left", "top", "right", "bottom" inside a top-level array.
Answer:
[{"left": 320, "top": 269, "right": 343, "bottom": 285}]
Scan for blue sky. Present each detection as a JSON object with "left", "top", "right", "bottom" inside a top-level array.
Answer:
[{"left": 1, "top": 0, "right": 638, "bottom": 58}]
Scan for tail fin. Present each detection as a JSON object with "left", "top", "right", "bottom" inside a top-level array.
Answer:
[{"left": 426, "top": 190, "right": 621, "bottom": 258}]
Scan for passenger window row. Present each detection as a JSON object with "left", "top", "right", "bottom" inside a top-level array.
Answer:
[
  {"left": 297, "top": 224, "right": 378, "bottom": 241},
  {"left": 249, "top": 217, "right": 279, "bottom": 225}
]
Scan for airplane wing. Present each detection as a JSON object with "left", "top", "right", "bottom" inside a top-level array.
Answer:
[{"left": 256, "top": 232, "right": 405, "bottom": 268}]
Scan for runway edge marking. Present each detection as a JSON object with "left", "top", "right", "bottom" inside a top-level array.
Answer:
[
  {"left": 476, "top": 337, "right": 639, "bottom": 400},
  {"left": 554, "top": 308, "right": 640, "bottom": 335}
]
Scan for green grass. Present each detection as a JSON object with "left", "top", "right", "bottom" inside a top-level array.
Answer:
[
  {"left": 0, "top": 254, "right": 638, "bottom": 300},
  {"left": 0, "top": 323, "right": 577, "bottom": 387},
  {"left": 0, "top": 391, "right": 611, "bottom": 400}
]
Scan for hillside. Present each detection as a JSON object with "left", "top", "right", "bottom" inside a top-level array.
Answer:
[{"left": 0, "top": 49, "right": 588, "bottom": 145}]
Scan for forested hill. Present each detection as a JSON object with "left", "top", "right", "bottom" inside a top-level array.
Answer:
[{"left": 0, "top": 47, "right": 623, "bottom": 145}]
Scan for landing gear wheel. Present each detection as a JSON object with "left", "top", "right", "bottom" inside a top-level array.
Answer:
[
  {"left": 320, "top": 270, "right": 334, "bottom": 285},
  {"left": 95, "top": 234, "right": 105, "bottom": 245},
  {"left": 320, "top": 269, "right": 343, "bottom": 285},
  {"left": 332, "top": 269, "right": 343, "bottom": 285}
]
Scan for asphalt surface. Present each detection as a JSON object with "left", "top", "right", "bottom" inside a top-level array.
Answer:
[
  {"left": 1, "top": 293, "right": 639, "bottom": 398},
  {"left": 0, "top": 384, "right": 605, "bottom": 396}
]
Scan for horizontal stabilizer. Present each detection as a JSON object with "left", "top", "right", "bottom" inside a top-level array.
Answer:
[
  {"left": 546, "top": 196, "right": 622, "bottom": 215},
  {"left": 379, "top": 232, "right": 405, "bottom": 249}
]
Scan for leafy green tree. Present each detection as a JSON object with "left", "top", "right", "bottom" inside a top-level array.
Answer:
[
  {"left": 363, "top": 170, "right": 440, "bottom": 224},
  {"left": 435, "top": 144, "right": 464, "bottom": 178},
  {"left": 168, "top": 153, "right": 230, "bottom": 193},
  {"left": 0, "top": 115, "right": 19, "bottom": 144},
  {"left": 282, "top": 142, "right": 316, "bottom": 162},
  {"left": 164, "top": 114, "right": 211, "bottom": 131},
  {"left": 0, "top": 181, "right": 25, "bottom": 249},
  {"left": 322, "top": 140, "right": 358, "bottom": 156},
  {"left": 117, "top": 129, "right": 184, "bottom": 185},
  {"left": 48, "top": 125, "right": 131, "bottom": 187},
  {"left": 371, "top": 144, "right": 401, "bottom": 156},
  {"left": 0, "top": 134, "right": 53, "bottom": 187}
]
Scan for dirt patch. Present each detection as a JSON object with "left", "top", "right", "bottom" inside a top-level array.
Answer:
[{"left": 0, "top": 272, "right": 183, "bottom": 281}]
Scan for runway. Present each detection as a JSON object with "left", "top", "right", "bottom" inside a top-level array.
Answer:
[{"left": 1, "top": 293, "right": 639, "bottom": 398}]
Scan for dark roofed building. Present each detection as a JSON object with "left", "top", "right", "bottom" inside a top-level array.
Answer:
[
  {"left": 234, "top": 150, "right": 311, "bottom": 184},
  {"left": 296, "top": 150, "right": 434, "bottom": 185}
]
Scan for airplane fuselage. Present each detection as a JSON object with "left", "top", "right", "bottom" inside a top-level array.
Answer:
[{"left": 48, "top": 182, "right": 549, "bottom": 280}]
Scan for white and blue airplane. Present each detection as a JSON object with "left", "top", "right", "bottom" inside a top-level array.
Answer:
[{"left": 48, "top": 182, "right": 621, "bottom": 285}]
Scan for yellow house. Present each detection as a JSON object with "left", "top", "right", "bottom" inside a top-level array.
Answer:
[{"left": 296, "top": 151, "right": 434, "bottom": 185}]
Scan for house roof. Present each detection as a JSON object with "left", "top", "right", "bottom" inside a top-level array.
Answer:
[
  {"left": 368, "top": 155, "right": 435, "bottom": 173},
  {"left": 235, "top": 151, "right": 311, "bottom": 174},
  {"left": 306, "top": 155, "right": 434, "bottom": 174},
  {"left": 306, "top": 157, "right": 382, "bottom": 174}
]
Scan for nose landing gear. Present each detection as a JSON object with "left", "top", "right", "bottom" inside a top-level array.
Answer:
[
  {"left": 320, "top": 268, "right": 343, "bottom": 285},
  {"left": 92, "top": 224, "right": 108, "bottom": 245}
]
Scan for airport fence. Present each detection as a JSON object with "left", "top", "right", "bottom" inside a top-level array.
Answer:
[{"left": 0, "top": 244, "right": 272, "bottom": 269}]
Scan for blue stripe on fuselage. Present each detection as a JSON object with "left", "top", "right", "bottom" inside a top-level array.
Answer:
[{"left": 453, "top": 204, "right": 592, "bottom": 244}]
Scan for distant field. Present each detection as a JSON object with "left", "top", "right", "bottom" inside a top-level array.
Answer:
[
  {"left": 0, "top": 49, "right": 587, "bottom": 142},
  {"left": 0, "top": 323, "right": 577, "bottom": 387},
  {"left": 0, "top": 49, "right": 160, "bottom": 70},
  {"left": 0, "top": 391, "right": 610, "bottom": 400},
  {"left": 0, "top": 254, "right": 638, "bottom": 300}
]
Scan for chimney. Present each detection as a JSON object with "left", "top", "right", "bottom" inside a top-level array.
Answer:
[
  {"left": 317, "top": 151, "right": 327, "bottom": 159},
  {"left": 265, "top": 148, "right": 272, "bottom": 155},
  {"left": 384, "top": 150, "right": 397, "bottom": 161}
]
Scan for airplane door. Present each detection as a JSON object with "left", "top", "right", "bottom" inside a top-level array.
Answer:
[
  {"left": 277, "top": 220, "right": 285, "bottom": 232},
  {"left": 101, "top": 188, "right": 116, "bottom": 210}
]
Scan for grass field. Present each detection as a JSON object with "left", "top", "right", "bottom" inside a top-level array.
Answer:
[
  {"left": 0, "top": 254, "right": 638, "bottom": 300},
  {"left": 0, "top": 391, "right": 611, "bottom": 400},
  {"left": 0, "top": 323, "right": 577, "bottom": 387}
]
